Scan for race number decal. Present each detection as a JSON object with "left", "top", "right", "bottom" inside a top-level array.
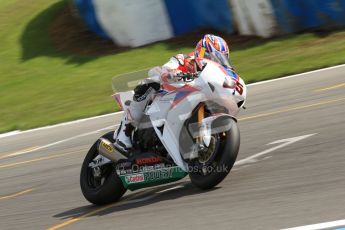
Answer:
[{"left": 235, "top": 81, "right": 244, "bottom": 95}]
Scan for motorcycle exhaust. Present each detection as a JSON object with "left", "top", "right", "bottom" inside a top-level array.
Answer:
[{"left": 98, "top": 138, "right": 128, "bottom": 162}]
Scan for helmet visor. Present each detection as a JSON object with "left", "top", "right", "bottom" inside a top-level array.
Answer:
[{"left": 209, "top": 50, "right": 231, "bottom": 68}]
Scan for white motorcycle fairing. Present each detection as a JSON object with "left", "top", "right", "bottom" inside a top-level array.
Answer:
[
  {"left": 147, "top": 60, "right": 246, "bottom": 171},
  {"left": 114, "top": 60, "right": 246, "bottom": 172}
]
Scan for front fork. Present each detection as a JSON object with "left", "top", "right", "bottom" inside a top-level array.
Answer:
[
  {"left": 197, "top": 103, "right": 205, "bottom": 143},
  {"left": 197, "top": 104, "right": 212, "bottom": 148}
]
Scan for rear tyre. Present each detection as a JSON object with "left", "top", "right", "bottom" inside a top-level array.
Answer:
[
  {"left": 189, "top": 120, "right": 240, "bottom": 189},
  {"left": 80, "top": 131, "right": 126, "bottom": 205}
]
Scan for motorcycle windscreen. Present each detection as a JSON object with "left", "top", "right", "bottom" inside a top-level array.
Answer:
[{"left": 111, "top": 69, "right": 149, "bottom": 93}]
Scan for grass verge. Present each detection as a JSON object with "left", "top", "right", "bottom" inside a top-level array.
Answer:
[{"left": 1, "top": 0, "right": 345, "bottom": 133}]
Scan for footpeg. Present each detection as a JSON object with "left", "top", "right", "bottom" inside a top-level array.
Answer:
[{"left": 98, "top": 138, "right": 128, "bottom": 162}]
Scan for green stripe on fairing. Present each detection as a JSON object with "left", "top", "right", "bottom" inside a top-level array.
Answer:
[{"left": 119, "top": 166, "right": 187, "bottom": 191}]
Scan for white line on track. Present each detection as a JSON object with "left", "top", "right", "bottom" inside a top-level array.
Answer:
[
  {"left": 36, "top": 125, "right": 117, "bottom": 150},
  {"left": 235, "top": 133, "right": 317, "bottom": 166},
  {"left": 0, "top": 131, "right": 20, "bottom": 139},
  {"left": 0, "top": 125, "right": 118, "bottom": 160},
  {"left": 2, "top": 112, "right": 122, "bottom": 137},
  {"left": 1, "top": 63, "right": 345, "bottom": 139},
  {"left": 247, "top": 63, "right": 345, "bottom": 87},
  {"left": 283, "top": 219, "right": 345, "bottom": 230}
]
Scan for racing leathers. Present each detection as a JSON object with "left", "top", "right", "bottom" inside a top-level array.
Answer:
[{"left": 113, "top": 54, "right": 197, "bottom": 153}]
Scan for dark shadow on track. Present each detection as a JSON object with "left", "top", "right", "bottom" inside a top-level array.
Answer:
[{"left": 53, "top": 182, "right": 219, "bottom": 220}]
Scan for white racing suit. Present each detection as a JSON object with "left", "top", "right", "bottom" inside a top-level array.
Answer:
[{"left": 113, "top": 54, "right": 196, "bottom": 153}]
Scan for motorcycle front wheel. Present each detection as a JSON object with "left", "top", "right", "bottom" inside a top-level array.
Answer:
[
  {"left": 80, "top": 131, "right": 126, "bottom": 205},
  {"left": 189, "top": 120, "right": 240, "bottom": 189}
]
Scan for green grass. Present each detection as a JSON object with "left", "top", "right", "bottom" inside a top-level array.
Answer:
[{"left": 1, "top": 0, "right": 345, "bottom": 133}]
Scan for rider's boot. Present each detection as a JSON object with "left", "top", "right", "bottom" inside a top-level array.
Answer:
[
  {"left": 113, "top": 115, "right": 134, "bottom": 154},
  {"left": 113, "top": 82, "right": 160, "bottom": 154}
]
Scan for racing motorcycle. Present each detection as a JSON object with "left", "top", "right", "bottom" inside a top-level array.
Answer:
[{"left": 80, "top": 52, "right": 247, "bottom": 205}]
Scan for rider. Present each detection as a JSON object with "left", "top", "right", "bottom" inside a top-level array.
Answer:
[{"left": 114, "top": 34, "right": 231, "bottom": 154}]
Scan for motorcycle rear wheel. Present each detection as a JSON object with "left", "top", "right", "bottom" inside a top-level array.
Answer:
[
  {"left": 80, "top": 131, "right": 126, "bottom": 205},
  {"left": 189, "top": 120, "right": 240, "bottom": 189}
]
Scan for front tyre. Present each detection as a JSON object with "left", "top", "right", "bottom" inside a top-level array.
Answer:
[
  {"left": 189, "top": 121, "right": 240, "bottom": 189},
  {"left": 80, "top": 131, "right": 126, "bottom": 205}
]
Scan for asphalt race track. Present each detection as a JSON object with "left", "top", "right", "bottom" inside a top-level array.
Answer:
[{"left": 1, "top": 65, "right": 345, "bottom": 230}]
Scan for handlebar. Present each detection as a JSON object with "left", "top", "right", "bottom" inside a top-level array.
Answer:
[{"left": 175, "top": 72, "right": 200, "bottom": 82}]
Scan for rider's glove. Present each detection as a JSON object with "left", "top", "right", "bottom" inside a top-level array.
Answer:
[{"left": 161, "top": 70, "right": 182, "bottom": 83}]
